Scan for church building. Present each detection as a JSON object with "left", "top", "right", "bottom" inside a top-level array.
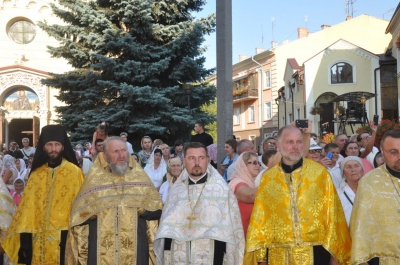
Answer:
[{"left": 0, "top": 0, "right": 70, "bottom": 147}]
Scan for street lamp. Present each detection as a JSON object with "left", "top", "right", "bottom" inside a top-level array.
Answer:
[
  {"left": 278, "top": 89, "right": 287, "bottom": 125},
  {"left": 182, "top": 83, "right": 194, "bottom": 112},
  {"left": 289, "top": 82, "right": 295, "bottom": 121},
  {"left": 360, "top": 95, "right": 366, "bottom": 124},
  {"left": 275, "top": 97, "right": 280, "bottom": 129}
]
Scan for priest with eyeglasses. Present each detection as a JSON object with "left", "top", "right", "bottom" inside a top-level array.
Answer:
[{"left": 351, "top": 129, "right": 400, "bottom": 265}]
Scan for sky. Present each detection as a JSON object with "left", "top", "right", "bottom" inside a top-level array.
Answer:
[{"left": 196, "top": 0, "right": 398, "bottom": 70}]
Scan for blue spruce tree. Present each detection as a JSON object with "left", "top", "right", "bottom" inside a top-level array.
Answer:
[{"left": 39, "top": 0, "right": 216, "bottom": 143}]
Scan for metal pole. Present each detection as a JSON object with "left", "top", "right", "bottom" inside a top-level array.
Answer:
[
  {"left": 374, "top": 67, "right": 380, "bottom": 115},
  {"left": 291, "top": 88, "right": 294, "bottom": 121},
  {"left": 283, "top": 96, "right": 287, "bottom": 125},
  {"left": 251, "top": 56, "right": 264, "bottom": 142},
  {"left": 216, "top": 0, "right": 233, "bottom": 168}
]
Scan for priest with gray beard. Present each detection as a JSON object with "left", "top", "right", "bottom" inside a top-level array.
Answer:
[{"left": 65, "top": 136, "right": 163, "bottom": 265}]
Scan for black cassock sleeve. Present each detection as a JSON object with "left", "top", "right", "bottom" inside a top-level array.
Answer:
[
  {"left": 137, "top": 209, "right": 162, "bottom": 265},
  {"left": 18, "top": 233, "right": 32, "bottom": 265}
]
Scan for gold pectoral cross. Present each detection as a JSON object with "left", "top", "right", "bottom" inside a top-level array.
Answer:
[{"left": 187, "top": 213, "right": 196, "bottom": 228}]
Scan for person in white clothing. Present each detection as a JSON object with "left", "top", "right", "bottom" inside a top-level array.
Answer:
[
  {"left": 144, "top": 147, "right": 167, "bottom": 189},
  {"left": 159, "top": 157, "right": 183, "bottom": 204},
  {"left": 254, "top": 150, "right": 277, "bottom": 187},
  {"left": 323, "top": 143, "right": 342, "bottom": 190},
  {"left": 337, "top": 156, "right": 364, "bottom": 226},
  {"left": 20, "top": 138, "right": 35, "bottom": 160},
  {"left": 120, "top": 132, "right": 134, "bottom": 154},
  {"left": 357, "top": 128, "right": 378, "bottom": 165}
]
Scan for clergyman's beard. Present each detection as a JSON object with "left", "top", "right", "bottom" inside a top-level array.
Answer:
[
  {"left": 280, "top": 149, "right": 302, "bottom": 164},
  {"left": 190, "top": 166, "right": 204, "bottom": 177},
  {"left": 47, "top": 151, "right": 63, "bottom": 166},
  {"left": 108, "top": 162, "right": 129, "bottom": 176}
]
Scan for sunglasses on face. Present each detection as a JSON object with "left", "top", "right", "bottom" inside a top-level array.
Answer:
[
  {"left": 247, "top": 160, "right": 261, "bottom": 166},
  {"left": 309, "top": 149, "right": 322, "bottom": 154}
]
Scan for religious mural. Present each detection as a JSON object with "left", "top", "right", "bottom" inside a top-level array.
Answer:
[{"left": 4, "top": 89, "right": 39, "bottom": 111}]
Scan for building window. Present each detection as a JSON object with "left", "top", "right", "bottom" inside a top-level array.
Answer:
[
  {"left": 248, "top": 105, "right": 255, "bottom": 122},
  {"left": 264, "top": 70, "right": 271, "bottom": 88},
  {"left": 264, "top": 102, "right": 271, "bottom": 120},
  {"left": 289, "top": 113, "right": 293, "bottom": 123},
  {"left": 331, "top": 62, "right": 353, "bottom": 84},
  {"left": 7, "top": 19, "right": 36, "bottom": 44},
  {"left": 296, "top": 108, "right": 300, "bottom": 119},
  {"left": 234, "top": 108, "right": 240, "bottom": 125}
]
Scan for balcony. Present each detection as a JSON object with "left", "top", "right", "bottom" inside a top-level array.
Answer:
[{"left": 233, "top": 88, "right": 258, "bottom": 103}]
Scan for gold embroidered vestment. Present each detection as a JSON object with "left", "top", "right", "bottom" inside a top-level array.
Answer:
[
  {"left": 2, "top": 159, "right": 84, "bottom": 265},
  {"left": 350, "top": 165, "right": 400, "bottom": 265},
  {"left": 65, "top": 154, "right": 163, "bottom": 265},
  {"left": 245, "top": 159, "right": 351, "bottom": 265}
]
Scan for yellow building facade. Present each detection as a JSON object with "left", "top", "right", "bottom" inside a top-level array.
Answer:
[{"left": 210, "top": 15, "right": 394, "bottom": 148}]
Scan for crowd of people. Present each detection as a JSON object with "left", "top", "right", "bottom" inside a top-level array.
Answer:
[{"left": 0, "top": 119, "right": 399, "bottom": 265}]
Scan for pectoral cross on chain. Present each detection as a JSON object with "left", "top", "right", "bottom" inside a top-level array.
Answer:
[
  {"left": 187, "top": 214, "right": 196, "bottom": 228},
  {"left": 118, "top": 201, "right": 127, "bottom": 214}
]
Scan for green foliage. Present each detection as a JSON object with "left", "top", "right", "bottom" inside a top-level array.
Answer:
[
  {"left": 200, "top": 99, "right": 217, "bottom": 142},
  {"left": 39, "top": 0, "right": 216, "bottom": 143}
]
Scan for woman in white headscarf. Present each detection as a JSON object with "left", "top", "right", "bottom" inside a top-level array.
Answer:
[
  {"left": 1, "top": 155, "right": 18, "bottom": 190},
  {"left": 229, "top": 151, "right": 260, "bottom": 237},
  {"left": 15, "top": 158, "right": 27, "bottom": 182},
  {"left": 0, "top": 176, "right": 16, "bottom": 264},
  {"left": 159, "top": 157, "right": 183, "bottom": 203},
  {"left": 144, "top": 147, "right": 167, "bottom": 189},
  {"left": 338, "top": 156, "right": 364, "bottom": 226}
]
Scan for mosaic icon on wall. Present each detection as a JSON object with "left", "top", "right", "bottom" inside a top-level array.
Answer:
[{"left": 4, "top": 89, "right": 39, "bottom": 111}]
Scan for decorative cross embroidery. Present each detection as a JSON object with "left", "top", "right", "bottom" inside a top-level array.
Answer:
[{"left": 118, "top": 201, "right": 127, "bottom": 214}]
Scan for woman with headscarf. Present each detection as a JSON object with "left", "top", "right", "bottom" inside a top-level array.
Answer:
[
  {"left": 229, "top": 151, "right": 260, "bottom": 237},
  {"left": 338, "top": 156, "right": 364, "bottom": 226},
  {"left": 1, "top": 155, "right": 18, "bottom": 190},
  {"left": 159, "top": 157, "right": 183, "bottom": 204},
  {"left": 10, "top": 177, "right": 25, "bottom": 206},
  {"left": 144, "top": 147, "right": 167, "bottom": 190},
  {"left": 15, "top": 158, "right": 27, "bottom": 182},
  {"left": 0, "top": 177, "right": 15, "bottom": 265}
]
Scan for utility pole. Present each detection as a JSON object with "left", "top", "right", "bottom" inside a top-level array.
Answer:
[{"left": 216, "top": 0, "right": 233, "bottom": 167}]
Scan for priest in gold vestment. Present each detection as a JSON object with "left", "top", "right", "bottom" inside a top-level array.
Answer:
[
  {"left": 350, "top": 129, "right": 400, "bottom": 265},
  {"left": 245, "top": 125, "right": 351, "bottom": 265},
  {"left": 65, "top": 136, "right": 163, "bottom": 265},
  {"left": 1, "top": 125, "right": 84, "bottom": 265}
]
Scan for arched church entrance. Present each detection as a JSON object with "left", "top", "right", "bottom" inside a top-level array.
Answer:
[{"left": 1, "top": 86, "right": 40, "bottom": 148}]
